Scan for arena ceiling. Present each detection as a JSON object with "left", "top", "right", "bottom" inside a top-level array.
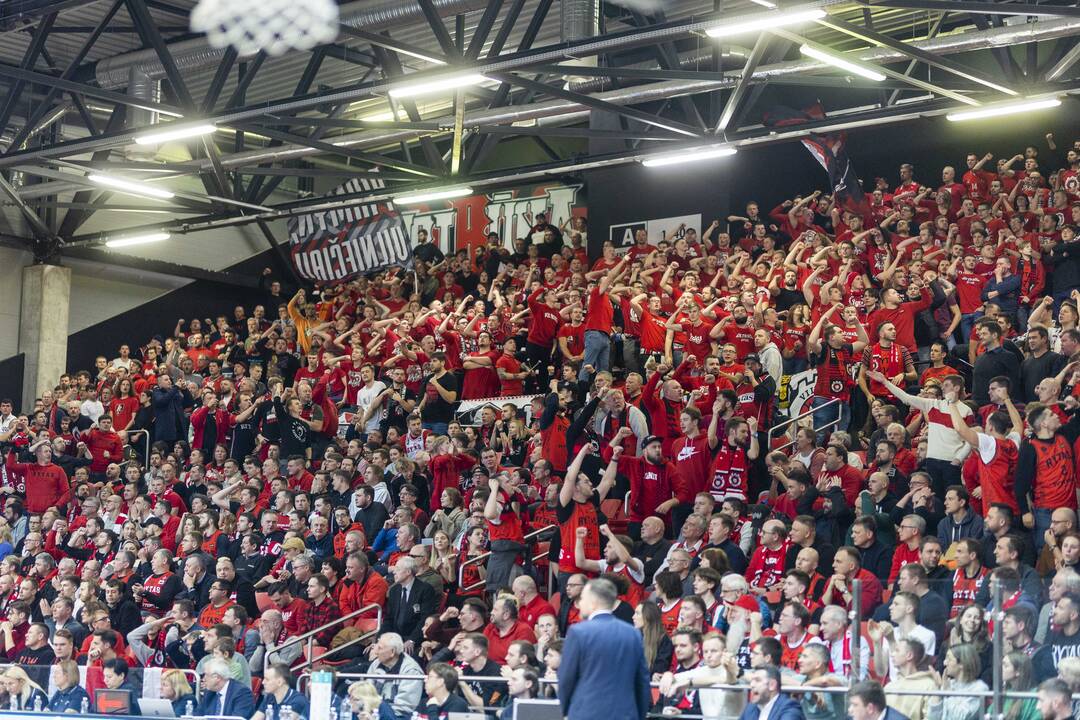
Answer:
[{"left": 0, "top": 0, "right": 1077, "bottom": 284}]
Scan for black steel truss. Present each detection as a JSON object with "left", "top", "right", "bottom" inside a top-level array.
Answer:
[{"left": 0, "top": 0, "right": 1074, "bottom": 266}]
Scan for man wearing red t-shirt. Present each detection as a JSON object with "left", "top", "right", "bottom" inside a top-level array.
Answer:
[
  {"left": 607, "top": 434, "right": 678, "bottom": 537},
  {"left": 859, "top": 322, "right": 916, "bottom": 400},
  {"left": 461, "top": 331, "right": 502, "bottom": 400},
  {"left": 952, "top": 253, "right": 990, "bottom": 340},
  {"left": 495, "top": 339, "right": 529, "bottom": 397},
  {"left": 866, "top": 287, "right": 932, "bottom": 353},
  {"left": 579, "top": 257, "right": 625, "bottom": 381},
  {"left": 482, "top": 596, "right": 536, "bottom": 665}
]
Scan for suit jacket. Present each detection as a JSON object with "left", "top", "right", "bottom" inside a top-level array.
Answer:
[
  {"left": 558, "top": 612, "right": 650, "bottom": 720},
  {"left": 196, "top": 680, "right": 256, "bottom": 718},
  {"left": 737, "top": 694, "right": 805, "bottom": 720},
  {"left": 384, "top": 578, "right": 439, "bottom": 645}
]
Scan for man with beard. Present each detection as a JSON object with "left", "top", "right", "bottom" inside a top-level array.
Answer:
[
  {"left": 605, "top": 434, "right": 677, "bottom": 539},
  {"left": 706, "top": 403, "right": 758, "bottom": 504}
]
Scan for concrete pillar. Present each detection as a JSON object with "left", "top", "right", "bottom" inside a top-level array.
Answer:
[{"left": 19, "top": 264, "right": 71, "bottom": 407}]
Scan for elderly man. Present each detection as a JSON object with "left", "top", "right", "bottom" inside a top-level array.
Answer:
[
  {"left": 384, "top": 557, "right": 438, "bottom": 653},
  {"left": 366, "top": 632, "right": 423, "bottom": 720},
  {"left": 196, "top": 657, "right": 255, "bottom": 718}
]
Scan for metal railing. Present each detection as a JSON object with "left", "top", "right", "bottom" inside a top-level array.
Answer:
[
  {"left": 769, "top": 397, "right": 841, "bottom": 452},
  {"left": 459, "top": 524, "right": 557, "bottom": 593},
  {"left": 125, "top": 427, "right": 151, "bottom": 463},
  {"left": 269, "top": 602, "right": 382, "bottom": 671}
]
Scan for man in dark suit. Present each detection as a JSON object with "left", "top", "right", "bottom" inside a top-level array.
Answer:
[
  {"left": 737, "top": 665, "right": 805, "bottom": 720},
  {"left": 557, "top": 577, "right": 650, "bottom": 720},
  {"left": 846, "top": 680, "right": 909, "bottom": 720},
  {"left": 383, "top": 556, "right": 439, "bottom": 655},
  {"left": 196, "top": 657, "right": 256, "bottom": 718}
]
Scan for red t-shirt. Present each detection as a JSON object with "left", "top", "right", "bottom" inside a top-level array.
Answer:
[{"left": 583, "top": 286, "right": 614, "bottom": 334}]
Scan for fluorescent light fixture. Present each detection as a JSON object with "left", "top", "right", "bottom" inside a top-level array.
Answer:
[
  {"left": 705, "top": 8, "right": 826, "bottom": 38},
  {"left": 393, "top": 186, "right": 473, "bottom": 204},
  {"left": 946, "top": 97, "right": 1061, "bottom": 121},
  {"left": 104, "top": 232, "right": 171, "bottom": 248},
  {"left": 133, "top": 123, "right": 217, "bottom": 145},
  {"left": 643, "top": 146, "right": 737, "bottom": 168},
  {"left": 749, "top": 0, "right": 778, "bottom": 7},
  {"left": 800, "top": 44, "right": 886, "bottom": 82},
  {"left": 388, "top": 73, "right": 487, "bottom": 98},
  {"left": 87, "top": 173, "right": 175, "bottom": 200}
]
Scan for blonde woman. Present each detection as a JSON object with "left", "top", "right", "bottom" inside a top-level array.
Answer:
[
  {"left": 159, "top": 669, "right": 196, "bottom": 716},
  {"left": 341, "top": 680, "right": 395, "bottom": 720},
  {"left": 0, "top": 666, "right": 48, "bottom": 710},
  {"left": 429, "top": 530, "right": 457, "bottom": 586},
  {"left": 47, "top": 660, "right": 88, "bottom": 712}
]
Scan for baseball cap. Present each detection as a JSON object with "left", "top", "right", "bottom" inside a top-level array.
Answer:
[
  {"left": 282, "top": 537, "right": 306, "bottom": 553},
  {"left": 744, "top": 353, "right": 760, "bottom": 365},
  {"left": 643, "top": 435, "right": 663, "bottom": 448}
]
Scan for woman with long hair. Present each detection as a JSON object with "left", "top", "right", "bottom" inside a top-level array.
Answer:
[
  {"left": 927, "top": 643, "right": 987, "bottom": 720},
  {"left": 456, "top": 526, "right": 488, "bottom": 602},
  {"left": 0, "top": 666, "right": 48, "bottom": 711},
  {"left": 47, "top": 660, "right": 89, "bottom": 712},
  {"left": 1002, "top": 651, "right": 1040, "bottom": 720},
  {"left": 634, "top": 601, "right": 673, "bottom": 678},
  {"left": 425, "top": 487, "right": 466, "bottom": 541},
  {"left": 110, "top": 377, "right": 139, "bottom": 434},
  {"left": 429, "top": 530, "right": 457, "bottom": 588},
  {"left": 949, "top": 604, "right": 991, "bottom": 674}
]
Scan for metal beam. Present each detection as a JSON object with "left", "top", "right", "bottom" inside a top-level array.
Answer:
[
  {"left": 337, "top": 25, "right": 449, "bottom": 65},
  {"left": 63, "top": 246, "right": 264, "bottom": 288},
  {"left": 417, "top": 0, "right": 460, "bottom": 58},
  {"left": 771, "top": 28, "right": 980, "bottom": 105},
  {"left": 716, "top": 35, "right": 770, "bottom": 133},
  {"left": 6, "top": 0, "right": 122, "bottom": 151},
  {"left": 0, "top": 13, "right": 56, "bottom": 139},
  {"left": 320, "top": 44, "right": 377, "bottom": 67},
  {"left": 462, "top": 0, "right": 549, "bottom": 174},
  {"left": 1046, "top": 40, "right": 1080, "bottom": 80},
  {"left": 224, "top": 52, "right": 266, "bottom": 110},
  {"left": 887, "top": 11, "right": 946, "bottom": 105},
  {"left": 466, "top": 0, "right": 504, "bottom": 61},
  {"left": 57, "top": 107, "right": 127, "bottom": 237},
  {"left": 971, "top": 14, "right": 1021, "bottom": 82},
  {"left": 124, "top": 0, "right": 194, "bottom": 107},
  {"left": 815, "top": 16, "right": 1018, "bottom": 95},
  {"left": 494, "top": 72, "right": 703, "bottom": 137},
  {"left": 630, "top": 9, "right": 707, "bottom": 131},
  {"left": 201, "top": 46, "right": 238, "bottom": 113},
  {"left": 373, "top": 44, "right": 449, "bottom": 175},
  {"left": 0, "top": 61, "right": 182, "bottom": 115},
  {"left": 0, "top": 174, "right": 56, "bottom": 240},
  {"left": 535, "top": 64, "right": 728, "bottom": 82},
  {"left": 233, "top": 123, "right": 439, "bottom": 177},
  {"left": 863, "top": 0, "right": 1080, "bottom": 15}
]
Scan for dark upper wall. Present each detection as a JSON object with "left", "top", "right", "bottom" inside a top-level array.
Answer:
[{"left": 586, "top": 107, "right": 1077, "bottom": 256}]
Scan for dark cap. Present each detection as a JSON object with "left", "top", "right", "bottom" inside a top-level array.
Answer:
[
  {"left": 744, "top": 353, "right": 761, "bottom": 365},
  {"left": 643, "top": 435, "right": 663, "bottom": 448}
]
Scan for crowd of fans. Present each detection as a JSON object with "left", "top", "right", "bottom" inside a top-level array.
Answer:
[{"left": 0, "top": 130, "right": 1078, "bottom": 720}]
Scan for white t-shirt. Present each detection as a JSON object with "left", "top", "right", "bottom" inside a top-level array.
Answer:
[
  {"left": 882, "top": 623, "right": 937, "bottom": 681},
  {"left": 355, "top": 381, "right": 387, "bottom": 433}
]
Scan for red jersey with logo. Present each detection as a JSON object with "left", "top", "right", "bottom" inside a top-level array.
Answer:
[
  {"left": 950, "top": 566, "right": 988, "bottom": 618},
  {"left": 745, "top": 540, "right": 791, "bottom": 589}
]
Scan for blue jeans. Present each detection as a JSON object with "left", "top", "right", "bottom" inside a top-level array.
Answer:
[
  {"left": 423, "top": 421, "right": 449, "bottom": 436},
  {"left": 579, "top": 330, "right": 611, "bottom": 380},
  {"left": 811, "top": 396, "right": 850, "bottom": 445},
  {"left": 1034, "top": 507, "right": 1053, "bottom": 552}
]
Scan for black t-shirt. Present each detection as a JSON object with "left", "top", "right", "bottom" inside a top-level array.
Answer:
[
  {"left": 381, "top": 383, "right": 420, "bottom": 434},
  {"left": 415, "top": 694, "right": 469, "bottom": 720},
  {"left": 461, "top": 659, "right": 505, "bottom": 708},
  {"left": 774, "top": 287, "right": 804, "bottom": 314},
  {"left": 415, "top": 242, "right": 446, "bottom": 266},
  {"left": 421, "top": 372, "right": 458, "bottom": 424}
]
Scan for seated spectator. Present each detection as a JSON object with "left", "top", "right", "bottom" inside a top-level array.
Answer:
[
  {"left": 46, "top": 659, "right": 89, "bottom": 713},
  {"left": 252, "top": 663, "right": 308, "bottom": 720}
]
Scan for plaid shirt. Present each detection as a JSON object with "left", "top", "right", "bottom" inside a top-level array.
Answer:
[{"left": 298, "top": 595, "right": 341, "bottom": 646}]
